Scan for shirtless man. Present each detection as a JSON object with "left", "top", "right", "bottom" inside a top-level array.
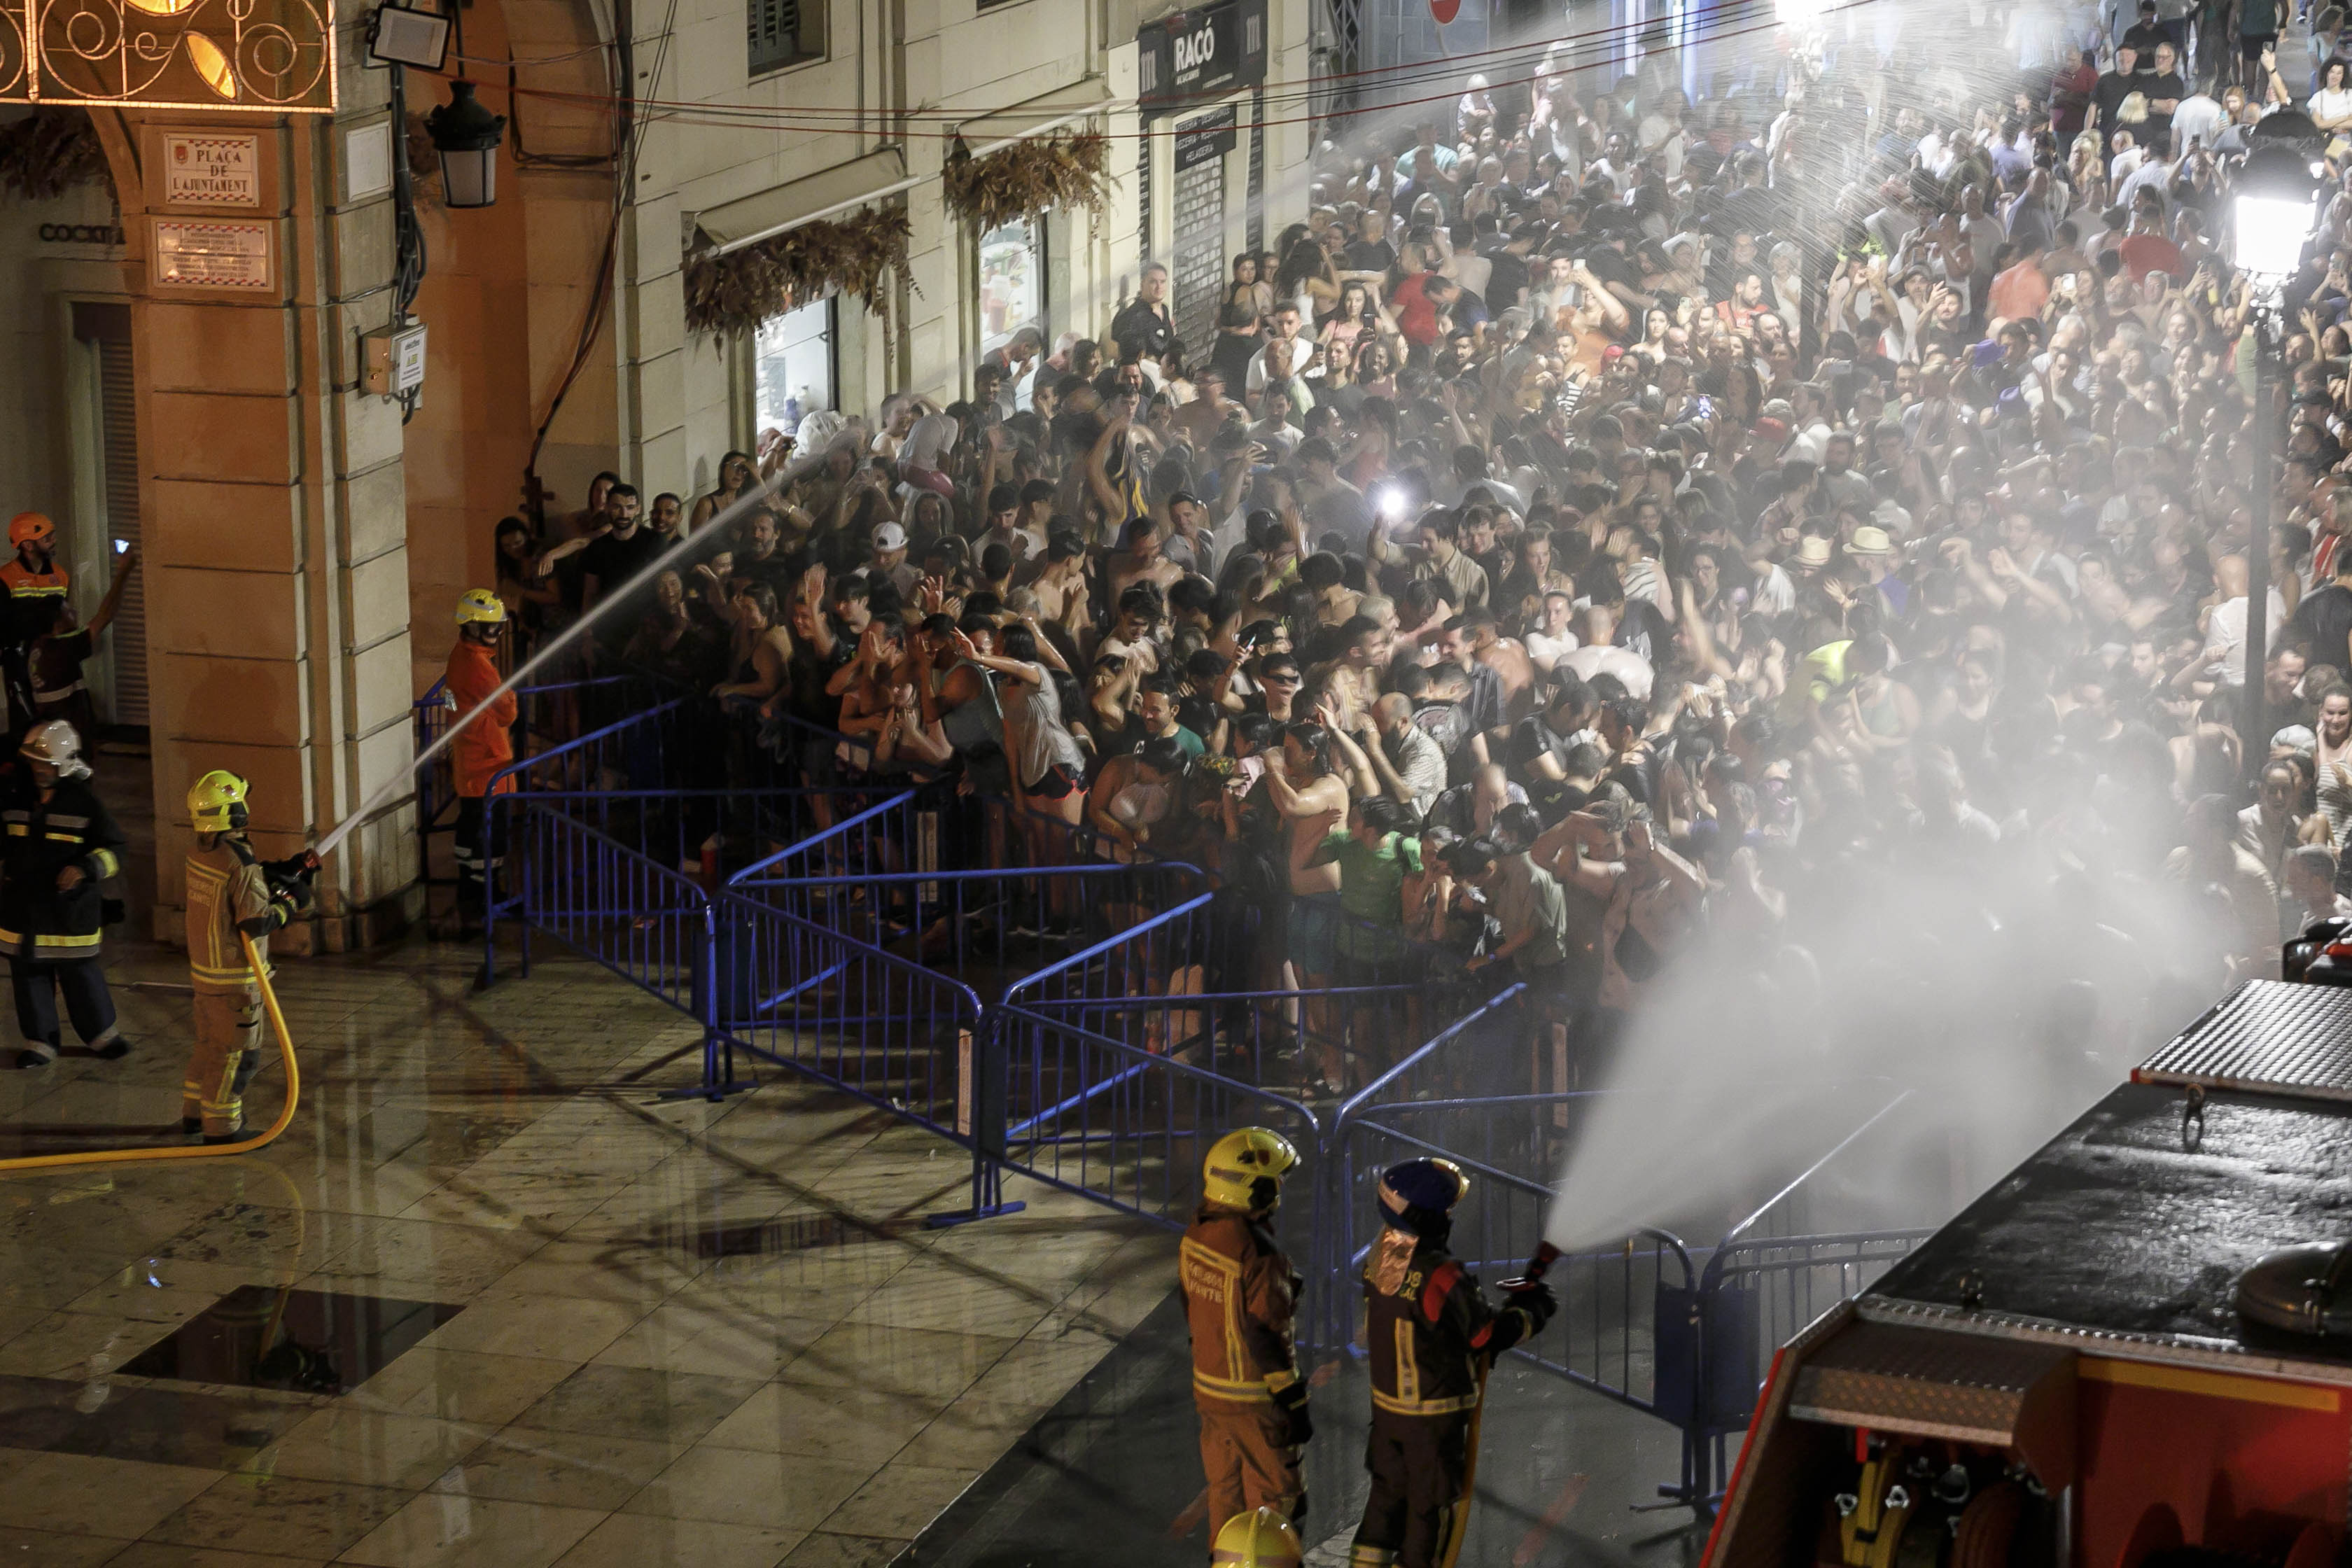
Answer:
[
  {"left": 1463, "top": 608, "right": 1538, "bottom": 725},
  {"left": 1260, "top": 720, "right": 1351, "bottom": 1090}
]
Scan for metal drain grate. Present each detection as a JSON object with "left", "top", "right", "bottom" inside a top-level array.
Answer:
[{"left": 2134, "top": 980, "right": 2352, "bottom": 1100}]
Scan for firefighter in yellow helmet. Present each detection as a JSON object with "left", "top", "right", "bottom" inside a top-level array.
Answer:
[
  {"left": 182, "top": 769, "right": 312, "bottom": 1141},
  {"left": 1214, "top": 1508, "right": 1304, "bottom": 1567},
  {"left": 1182, "top": 1128, "right": 1310, "bottom": 1556},
  {"left": 445, "top": 589, "right": 517, "bottom": 928}
]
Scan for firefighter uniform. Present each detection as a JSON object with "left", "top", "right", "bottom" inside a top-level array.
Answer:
[
  {"left": 1184, "top": 1129, "right": 1312, "bottom": 1548},
  {"left": 1, "top": 723, "right": 125, "bottom": 1068},
  {"left": 447, "top": 590, "right": 516, "bottom": 913},
  {"left": 1350, "top": 1159, "right": 1555, "bottom": 1568},
  {"left": 183, "top": 770, "right": 309, "bottom": 1140}
]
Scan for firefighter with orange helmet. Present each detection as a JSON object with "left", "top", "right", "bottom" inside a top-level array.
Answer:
[
  {"left": 1, "top": 514, "right": 67, "bottom": 734},
  {"left": 1183, "top": 1128, "right": 1312, "bottom": 1554},
  {"left": 446, "top": 590, "right": 517, "bottom": 924}
]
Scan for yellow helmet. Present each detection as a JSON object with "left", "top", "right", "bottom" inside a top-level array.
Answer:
[
  {"left": 455, "top": 588, "right": 507, "bottom": 626},
  {"left": 1202, "top": 1128, "right": 1299, "bottom": 1212},
  {"left": 188, "top": 769, "right": 251, "bottom": 832},
  {"left": 1212, "top": 1508, "right": 1303, "bottom": 1567}
]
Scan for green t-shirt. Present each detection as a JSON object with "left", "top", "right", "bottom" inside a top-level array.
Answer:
[{"left": 1311, "top": 829, "right": 1424, "bottom": 929}]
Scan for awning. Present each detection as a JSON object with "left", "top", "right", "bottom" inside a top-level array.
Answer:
[
  {"left": 692, "top": 147, "right": 909, "bottom": 253},
  {"left": 951, "top": 76, "right": 1114, "bottom": 153}
]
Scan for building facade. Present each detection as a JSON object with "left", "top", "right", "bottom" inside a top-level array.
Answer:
[{"left": 0, "top": 0, "right": 1315, "bottom": 948}]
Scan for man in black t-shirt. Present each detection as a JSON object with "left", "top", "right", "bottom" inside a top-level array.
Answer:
[
  {"left": 2295, "top": 554, "right": 2352, "bottom": 674},
  {"left": 1342, "top": 210, "right": 1399, "bottom": 276},
  {"left": 2090, "top": 45, "right": 2141, "bottom": 132},
  {"left": 1109, "top": 263, "right": 1175, "bottom": 361},
  {"left": 580, "top": 484, "right": 669, "bottom": 649},
  {"left": 2120, "top": 1, "right": 2167, "bottom": 62}
]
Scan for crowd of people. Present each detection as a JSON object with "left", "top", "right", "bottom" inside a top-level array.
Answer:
[{"left": 475, "top": 0, "right": 2352, "bottom": 1101}]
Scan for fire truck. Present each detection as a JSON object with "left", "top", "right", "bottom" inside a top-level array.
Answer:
[{"left": 1702, "top": 972, "right": 2352, "bottom": 1568}]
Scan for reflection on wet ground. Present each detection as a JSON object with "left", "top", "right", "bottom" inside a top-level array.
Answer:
[
  {"left": 0, "top": 941, "right": 1173, "bottom": 1565},
  {"left": 120, "top": 1286, "right": 463, "bottom": 1394}
]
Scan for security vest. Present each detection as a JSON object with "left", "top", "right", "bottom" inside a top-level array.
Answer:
[
  {"left": 444, "top": 638, "right": 517, "bottom": 798},
  {"left": 1362, "top": 1232, "right": 1538, "bottom": 1418},
  {"left": 0, "top": 772, "right": 121, "bottom": 958},
  {"left": 184, "top": 836, "right": 279, "bottom": 993},
  {"left": 1180, "top": 1203, "right": 1302, "bottom": 1406},
  {"left": 1, "top": 559, "right": 68, "bottom": 639}
]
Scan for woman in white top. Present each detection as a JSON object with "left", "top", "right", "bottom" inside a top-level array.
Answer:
[{"left": 2311, "top": 60, "right": 2352, "bottom": 134}]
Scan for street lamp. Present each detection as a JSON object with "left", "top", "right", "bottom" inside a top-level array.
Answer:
[
  {"left": 425, "top": 80, "right": 507, "bottom": 209},
  {"left": 2229, "top": 130, "right": 2322, "bottom": 769}
]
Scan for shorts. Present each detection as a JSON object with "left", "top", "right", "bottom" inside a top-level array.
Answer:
[
  {"left": 1026, "top": 764, "right": 1082, "bottom": 801},
  {"left": 1286, "top": 893, "right": 1343, "bottom": 977},
  {"left": 2241, "top": 30, "right": 2277, "bottom": 57}
]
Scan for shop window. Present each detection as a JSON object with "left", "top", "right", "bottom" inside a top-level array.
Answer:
[
  {"left": 748, "top": 0, "right": 823, "bottom": 76},
  {"left": 752, "top": 298, "right": 836, "bottom": 439},
  {"left": 979, "top": 218, "right": 1044, "bottom": 361}
]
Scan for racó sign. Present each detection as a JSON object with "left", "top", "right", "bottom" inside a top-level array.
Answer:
[{"left": 1136, "top": 0, "right": 1266, "bottom": 120}]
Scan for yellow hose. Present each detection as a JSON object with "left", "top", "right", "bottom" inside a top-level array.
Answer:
[{"left": 0, "top": 932, "right": 298, "bottom": 1174}]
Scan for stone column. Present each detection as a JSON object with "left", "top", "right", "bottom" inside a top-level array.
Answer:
[{"left": 115, "top": 33, "right": 420, "bottom": 952}]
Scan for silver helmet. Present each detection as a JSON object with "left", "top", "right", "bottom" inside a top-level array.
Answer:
[{"left": 20, "top": 720, "right": 89, "bottom": 781}]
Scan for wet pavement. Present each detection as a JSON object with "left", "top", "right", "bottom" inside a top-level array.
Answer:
[
  {"left": 0, "top": 941, "right": 1173, "bottom": 1565},
  {"left": 909, "top": 1291, "right": 1709, "bottom": 1568}
]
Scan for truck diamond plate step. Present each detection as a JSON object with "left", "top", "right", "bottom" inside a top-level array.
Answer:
[{"left": 2134, "top": 981, "right": 2352, "bottom": 1101}]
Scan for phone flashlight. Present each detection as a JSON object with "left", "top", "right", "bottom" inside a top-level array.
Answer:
[{"left": 1375, "top": 484, "right": 1408, "bottom": 522}]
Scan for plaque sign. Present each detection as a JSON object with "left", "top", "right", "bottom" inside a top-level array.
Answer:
[
  {"left": 152, "top": 218, "right": 274, "bottom": 291},
  {"left": 162, "top": 133, "right": 260, "bottom": 207}
]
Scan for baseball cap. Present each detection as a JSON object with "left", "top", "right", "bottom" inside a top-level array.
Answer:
[{"left": 873, "top": 522, "right": 908, "bottom": 551}]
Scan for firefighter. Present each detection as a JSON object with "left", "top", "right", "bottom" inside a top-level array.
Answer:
[
  {"left": 1214, "top": 1508, "right": 1305, "bottom": 1567},
  {"left": 183, "top": 769, "right": 312, "bottom": 1141},
  {"left": 1350, "top": 1158, "right": 1557, "bottom": 1568},
  {"left": 0, "top": 514, "right": 68, "bottom": 734},
  {"left": 4, "top": 721, "right": 127, "bottom": 1068},
  {"left": 1183, "top": 1128, "right": 1312, "bottom": 1550},
  {"left": 446, "top": 589, "right": 517, "bottom": 926}
]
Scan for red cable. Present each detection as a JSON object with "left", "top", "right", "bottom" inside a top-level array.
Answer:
[
  {"left": 498, "top": 0, "right": 1860, "bottom": 142},
  {"left": 505, "top": 0, "right": 1844, "bottom": 143}
]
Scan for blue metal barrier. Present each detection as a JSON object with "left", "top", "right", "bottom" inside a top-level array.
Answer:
[
  {"left": 705, "top": 886, "right": 990, "bottom": 1138},
  {"left": 493, "top": 804, "right": 712, "bottom": 1016},
  {"left": 1011, "top": 986, "right": 1421, "bottom": 1090},
  {"left": 1678, "top": 1091, "right": 1930, "bottom": 1511},
  {"left": 987, "top": 1001, "right": 1327, "bottom": 1331},
  {"left": 732, "top": 864, "right": 1212, "bottom": 993}
]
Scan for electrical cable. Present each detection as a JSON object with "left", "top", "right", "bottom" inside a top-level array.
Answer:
[
  {"left": 498, "top": 0, "right": 1865, "bottom": 144},
  {"left": 0, "top": 934, "right": 300, "bottom": 1174},
  {"left": 441, "top": 0, "right": 1753, "bottom": 111},
  {"left": 388, "top": 62, "right": 429, "bottom": 424},
  {"left": 523, "top": 0, "right": 680, "bottom": 500}
]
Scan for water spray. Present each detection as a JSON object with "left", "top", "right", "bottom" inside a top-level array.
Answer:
[{"left": 309, "top": 442, "right": 846, "bottom": 862}]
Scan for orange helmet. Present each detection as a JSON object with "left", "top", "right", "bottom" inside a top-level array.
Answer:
[{"left": 8, "top": 513, "right": 54, "bottom": 549}]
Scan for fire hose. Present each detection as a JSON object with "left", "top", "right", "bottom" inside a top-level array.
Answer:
[{"left": 0, "top": 932, "right": 298, "bottom": 1173}]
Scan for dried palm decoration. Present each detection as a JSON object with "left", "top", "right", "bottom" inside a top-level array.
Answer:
[
  {"left": 0, "top": 108, "right": 111, "bottom": 203},
  {"left": 941, "top": 129, "right": 1111, "bottom": 234},
  {"left": 684, "top": 205, "right": 915, "bottom": 339}
]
